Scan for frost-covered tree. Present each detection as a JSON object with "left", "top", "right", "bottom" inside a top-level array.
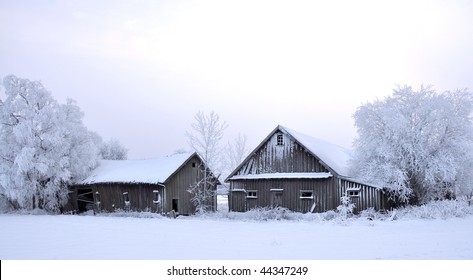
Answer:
[
  {"left": 0, "top": 75, "right": 100, "bottom": 212},
  {"left": 186, "top": 111, "right": 227, "bottom": 213},
  {"left": 186, "top": 111, "right": 228, "bottom": 174},
  {"left": 222, "top": 133, "right": 250, "bottom": 179},
  {"left": 350, "top": 85, "right": 473, "bottom": 205},
  {"left": 100, "top": 138, "right": 128, "bottom": 160}
]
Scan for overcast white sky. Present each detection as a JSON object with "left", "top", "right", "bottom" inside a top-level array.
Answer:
[{"left": 1, "top": 0, "right": 473, "bottom": 159}]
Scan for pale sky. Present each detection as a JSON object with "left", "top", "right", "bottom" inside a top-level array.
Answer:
[{"left": 1, "top": 0, "right": 473, "bottom": 159}]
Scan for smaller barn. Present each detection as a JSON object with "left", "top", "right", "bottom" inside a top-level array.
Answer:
[
  {"left": 68, "top": 152, "right": 218, "bottom": 215},
  {"left": 226, "top": 125, "right": 391, "bottom": 213}
]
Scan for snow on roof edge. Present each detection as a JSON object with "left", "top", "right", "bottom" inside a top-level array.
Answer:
[
  {"left": 228, "top": 172, "right": 333, "bottom": 180},
  {"left": 80, "top": 152, "right": 195, "bottom": 185}
]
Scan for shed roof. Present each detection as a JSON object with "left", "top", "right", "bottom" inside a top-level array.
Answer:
[{"left": 81, "top": 152, "right": 197, "bottom": 185}]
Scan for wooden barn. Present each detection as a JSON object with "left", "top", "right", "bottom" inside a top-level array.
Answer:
[
  {"left": 226, "top": 125, "right": 391, "bottom": 213},
  {"left": 68, "top": 152, "right": 218, "bottom": 215}
]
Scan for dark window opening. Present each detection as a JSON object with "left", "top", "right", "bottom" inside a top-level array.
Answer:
[
  {"left": 192, "top": 162, "right": 196, "bottom": 168},
  {"left": 300, "top": 191, "right": 313, "bottom": 199},
  {"left": 277, "top": 134, "right": 284, "bottom": 146},
  {"left": 246, "top": 191, "right": 257, "bottom": 198},
  {"left": 123, "top": 192, "right": 130, "bottom": 208},
  {"left": 348, "top": 191, "right": 360, "bottom": 197}
]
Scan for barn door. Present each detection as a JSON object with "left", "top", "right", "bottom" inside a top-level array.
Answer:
[
  {"left": 270, "top": 190, "right": 283, "bottom": 208},
  {"left": 77, "top": 189, "right": 95, "bottom": 213},
  {"left": 230, "top": 190, "right": 247, "bottom": 212}
]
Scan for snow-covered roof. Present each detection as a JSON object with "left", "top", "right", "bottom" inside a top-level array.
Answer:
[
  {"left": 225, "top": 125, "right": 355, "bottom": 182},
  {"left": 279, "top": 126, "right": 353, "bottom": 177},
  {"left": 228, "top": 172, "right": 333, "bottom": 180},
  {"left": 81, "top": 152, "right": 195, "bottom": 185}
]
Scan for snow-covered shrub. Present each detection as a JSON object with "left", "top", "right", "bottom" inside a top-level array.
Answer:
[
  {"left": 207, "top": 207, "right": 323, "bottom": 222},
  {"left": 359, "top": 207, "right": 380, "bottom": 220},
  {"left": 97, "top": 209, "right": 165, "bottom": 219},
  {"left": 336, "top": 194, "right": 356, "bottom": 221},
  {"left": 241, "top": 207, "right": 292, "bottom": 221},
  {"left": 321, "top": 210, "right": 338, "bottom": 221},
  {"left": 394, "top": 198, "right": 473, "bottom": 219}
]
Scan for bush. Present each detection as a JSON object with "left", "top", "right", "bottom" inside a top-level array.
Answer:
[
  {"left": 96, "top": 209, "right": 165, "bottom": 219},
  {"left": 0, "top": 194, "right": 13, "bottom": 213},
  {"left": 394, "top": 197, "right": 473, "bottom": 219},
  {"left": 336, "top": 195, "right": 356, "bottom": 220}
]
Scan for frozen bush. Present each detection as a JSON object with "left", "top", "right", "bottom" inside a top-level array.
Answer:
[
  {"left": 322, "top": 210, "right": 338, "bottom": 221},
  {"left": 336, "top": 194, "right": 356, "bottom": 221},
  {"left": 97, "top": 209, "right": 164, "bottom": 219},
  {"left": 394, "top": 198, "right": 473, "bottom": 219}
]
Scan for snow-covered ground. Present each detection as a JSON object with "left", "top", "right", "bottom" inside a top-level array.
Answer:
[{"left": 1, "top": 200, "right": 473, "bottom": 260}]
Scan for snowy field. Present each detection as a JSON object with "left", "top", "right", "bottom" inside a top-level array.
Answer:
[{"left": 1, "top": 199, "right": 473, "bottom": 260}]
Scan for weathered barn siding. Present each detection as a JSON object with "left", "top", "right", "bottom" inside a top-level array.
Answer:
[
  {"left": 338, "top": 179, "right": 393, "bottom": 212},
  {"left": 69, "top": 153, "right": 218, "bottom": 216},
  {"left": 73, "top": 183, "right": 164, "bottom": 213},
  {"left": 230, "top": 178, "right": 337, "bottom": 213},
  {"left": 164, "top": 154, "right": 217, "bottom": 215},
  {"left": 227, "top": 125, "right": 390, "bottom": 214},
  {"left": 229, "top": 129, "right": 340, "bottom": 213},
  {"left": 237, "top": 132, "right": 329, "bottom": 175}
]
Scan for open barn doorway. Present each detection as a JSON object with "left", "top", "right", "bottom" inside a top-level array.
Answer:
[{"left": 77, "top": 189, "right": 94, "bottom": 213}]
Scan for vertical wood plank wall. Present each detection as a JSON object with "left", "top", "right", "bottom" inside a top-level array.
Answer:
[
  {"left": 75, "top": 183, "right": 164, "bottom": 213},
  {"left": 231, "top": 178, "right": 337, "bottom": 213},
  {"left": 163, "top": 154, "right": 217, "bottom": 215},
  {"left": 229, "top": 129, "right": 389, "bottom": 213},
  {"left": 71, "top": 154, "right": 218, "bottom": 215},
  {"left": 237, "top": 132, "right": 330, "bottom": 175}
]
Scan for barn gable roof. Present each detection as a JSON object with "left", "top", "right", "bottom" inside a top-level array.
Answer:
[
  {"left": 81, "top": 152, "right": 199, "bottom": 185},
  {"left": 279, "top": 126, "right": 353, "bottom": 177},
  {"left": 226, "top": 125, "right": 354, "bottom": 181}
]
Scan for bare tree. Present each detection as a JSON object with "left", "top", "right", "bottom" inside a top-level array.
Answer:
[
  {"left": 186, "top": 111, "right": 227, "bottom": 214},
  {"left": 223, "top": 133, "right": 250, "bottom": 179}
]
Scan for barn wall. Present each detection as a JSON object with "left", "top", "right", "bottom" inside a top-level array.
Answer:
[
  {"left": 236, "top": 130, "right": 329, "bottom": 175},
  {"left": 230, "top": 178, "right": 338, "bottom": 213},
  {"left": 165, "top": 154, "right": 217, "bottom": 215},
  {"left": 338, "top": 179, "right": 392, "bottom": 212},
  {"left": 227, "top": 128, "right": 392, "bottom": 214},
  {"left": 74, "top": 183, "right": 164, "bottom": 213}
]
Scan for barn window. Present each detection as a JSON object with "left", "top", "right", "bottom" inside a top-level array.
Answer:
[
  {"left": 300, "top": 191, "right": 313, "bottom": 199},
  {"left": 153, "top": 190, "right": 161, "bottom": 204},
  {"left": 123, "top": 192, "right": 130, "bottom": 207},
  {"left": 246, "top": 191, "right": 258, "bottom": 198},
  {"left": 348, "top": 190, "right": 360, "bottom": 197},
  {"left": 95, "top": 192, "right": 101, "bottom": 205},
  {"left": 277, "top": 133, "right": 284, "bottom": 146},
  {"left": 192, "top": 162, "right": 196, "bottom": 168}
]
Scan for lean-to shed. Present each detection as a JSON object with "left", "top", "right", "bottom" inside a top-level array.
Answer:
[{"left": 68, "top": 152, "right": 218, "bottom": 215}]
